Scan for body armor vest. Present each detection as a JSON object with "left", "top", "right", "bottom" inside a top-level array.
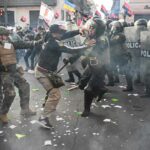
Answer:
[{"left": 0, "top": 43, "right": 17, "bottom": 66}]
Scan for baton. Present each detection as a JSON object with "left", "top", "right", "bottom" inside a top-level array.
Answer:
[{"left": 56, "top": 61, "right": 69, "bottom": 73}]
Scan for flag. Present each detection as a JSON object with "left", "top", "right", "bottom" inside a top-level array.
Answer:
[
  {"left": 108, "top": 13, "right": 118, "bottom": 19},
  {"left": 63, "top": 0, "right": 76, "bottom": 12},
  {"left": 101, "top": 5, "right": 109, "bottom": 16},
  {"left": 122, "top": 2, "right": 134, "bottom": 17},
  {"left": 39, "top": 2, "right": 54, "bottom": 26},
  {"left": 95, "top": 10, "right": 101, "bottom": 17}
]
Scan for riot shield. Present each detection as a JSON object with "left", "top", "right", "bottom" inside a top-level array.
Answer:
[
  {"left": 124, "top": 26, "right": 147, "bottom": 81},
  {"left": 140, "top": 30, "right": 150, "bottom": 82}
]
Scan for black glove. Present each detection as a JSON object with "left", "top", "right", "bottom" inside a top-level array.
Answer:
[
  {"left": 78, "top": 83, "right": 85, "bottom": 90},
  {"left": 63, "top": 58, "right": 69, "bottom": 64}
]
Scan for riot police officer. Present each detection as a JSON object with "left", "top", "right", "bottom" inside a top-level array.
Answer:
[
  {"left": 110, "top": 21, "right": 133, "bottom": 91},
  {"left": 79, "top": 17, "right": 109, "bottom": 117},
  {"left": 105, "top": 19, "right": 115, "bottom": 86},
  {"left": 140, "top": 20, "right": 150, "bottom": 97},
  {"left": 134, "top": 19, "right": 147, "bottom": 84}
]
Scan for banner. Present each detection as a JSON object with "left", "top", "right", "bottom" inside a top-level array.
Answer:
[
  {"left": 39, "top": 2, "right": 54, "bottom": 26},
  {"left": 63, "top": 0, "right": 76, "bottom": 12}
]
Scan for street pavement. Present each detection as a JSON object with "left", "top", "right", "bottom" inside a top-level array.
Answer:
[{"left": 0, "top": 71, "right": 150, "bottom": 150}]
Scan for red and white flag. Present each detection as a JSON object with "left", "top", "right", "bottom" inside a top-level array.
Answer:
[{"left": 39, "top": 2, "right": 54, "bottom": 26}]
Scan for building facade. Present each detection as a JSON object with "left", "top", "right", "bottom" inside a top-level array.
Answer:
[
  {"left": 128, "top": 0, "right": 150, "bottom": 21},
  {"left": 119, "top": 0, "right": 150, "bottom": 22},
  {"left": 0, "top": 0, "right": 66, "bottom": 27}
]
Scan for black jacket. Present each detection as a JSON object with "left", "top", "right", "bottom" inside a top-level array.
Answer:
[{"left": 38, "top": 30, "right": 86, "bottom": 71}]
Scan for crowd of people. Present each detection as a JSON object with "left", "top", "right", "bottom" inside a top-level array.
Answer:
[{"left": 0, "top": 15, "right": 150, "bottom": 129}]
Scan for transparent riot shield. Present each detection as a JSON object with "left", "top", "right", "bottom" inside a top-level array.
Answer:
[
  {"left": 140, "top": 30, "right": 150, "bottom": 82},
  {"left": 124, "top": 26, "right": 147, "bottom": 82}
]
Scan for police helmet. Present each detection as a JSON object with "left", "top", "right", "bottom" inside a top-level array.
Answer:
[
  {"left": 0, "top": 26, "right": 9, "bottom": 35},
  {"left": 119, "top": 20, "right": 128, "bottom": 28},
  {"left": 91, "top": 17, "right": 106, "bottom": 37},
  {"left": 134, "top": 19, "right": 147, "bottom": 27},
  {"left": 111, "top": 21, "right": 123, "bottom": 32},
  {"left": 106, "top": 19, "right": 113, "bottom": 30}
]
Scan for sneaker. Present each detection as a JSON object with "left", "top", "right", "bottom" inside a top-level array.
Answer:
[
  {"left": 28, "top": 70, "right": 35, "bottom": 74},
  {"left": 0, "top": 114, "right": 9, "bottom": 124},
  {"left": 20, "top": 108, "right": 36, "bottom": 116},
  {"left": 37, "top": 117, "right": 53, "bottom": 129}
]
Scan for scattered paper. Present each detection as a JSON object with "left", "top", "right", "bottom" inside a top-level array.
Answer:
[
  {"left": 67, "top": 85, "right": 78, "bottom": 91},
  {"left": 119, "top": 86, "right": 126, "bottom": 89},
  {"left": 114, "top": 105, "right": 122, "bottom": 109},
  {"left": 66, "top": 130, "right": 71, "bottom": 133},
  {"left": 32, "top": 88, "right": 39, "bottom": 92},
  {"left": 128, "top": 93, "right": 139, "bottom": 97},
  {"left": 15, "top": 134, "right": 26, "bottom": 139},
  {"left": 74, "top": 128, "right": 79, "bottom": 131},
  {"left": 103, "top": 119, "right": 118, "bottom": 125},
  {"left": 35, "top": 105, "right": 39, "bottom": 108},
  {"left": 103, "top": 119, "right": 111, "bottom": 122},
  {"left": 112, "top": 98, "right": 119, "bottom": 102},
  {"left": 101, "top": 105, "right": 111, "bottom": 109},
  {"left": 133, "top": 94, "right": 139, "bottom": 97},
  {"left": 9, "top": 125, "right": 17, "bottom": 129},
  {"left": 30, "top": 120, "right": 37, "bottom": 124},
  {"left": 92, "top": 133, "right": 97, "bottom": 135},
  {"left": 44, "top": 140, "right": 52, "bottom": 146},
  {"left": 3, "top": 139, "right": 7, "bottom": 142},
  {"left": 56, "top": 117, "right": 64, "bottom": 121},
  {"left": 0, "top": 131, "right": 4, "bottom": 134}
]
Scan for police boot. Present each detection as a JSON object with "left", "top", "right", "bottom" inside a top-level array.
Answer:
[
  {"left": 97, "top": 87, "right": 108, "bottom": 102},
  {"left": 123, "top": 74, "right": 133, "bottom": 92},
  {"left": 140, "top": 85, "right": 150, "bottom": 98},
  {"left": 0, "top": 114, "right": 8, "bottom": 124},
  {"left": 107, "top": 71, "right": 114, "bottom": 86},
  {"left": 114, "top": 75, "right": 120, "bottom": 83},
  {"left": 65, "top": 72, "right": 75, "bottom": 83},
  {"left": 20, "top": 107, "right": 36, "bottom": 116},
  {"left": 81, "top": 91, "right": 94, "bottom": 117},
  {"left": 134, "top": 73, "right": 141, "bottom": 84}
]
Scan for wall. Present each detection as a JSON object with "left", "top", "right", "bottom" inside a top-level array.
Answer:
[
  {"left": 8, "top": 7, "right": 39, "bottom": 27},
  {"left": 6, "top": 0, "right": 65, "bottom": 27}
]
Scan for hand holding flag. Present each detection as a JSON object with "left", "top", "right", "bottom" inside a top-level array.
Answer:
[
  {"left": 101, "top": 5, "right": 109, "bottom": 16},
  {"left": 122, "top": 2, "right": 134, "bottom": 17}
]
